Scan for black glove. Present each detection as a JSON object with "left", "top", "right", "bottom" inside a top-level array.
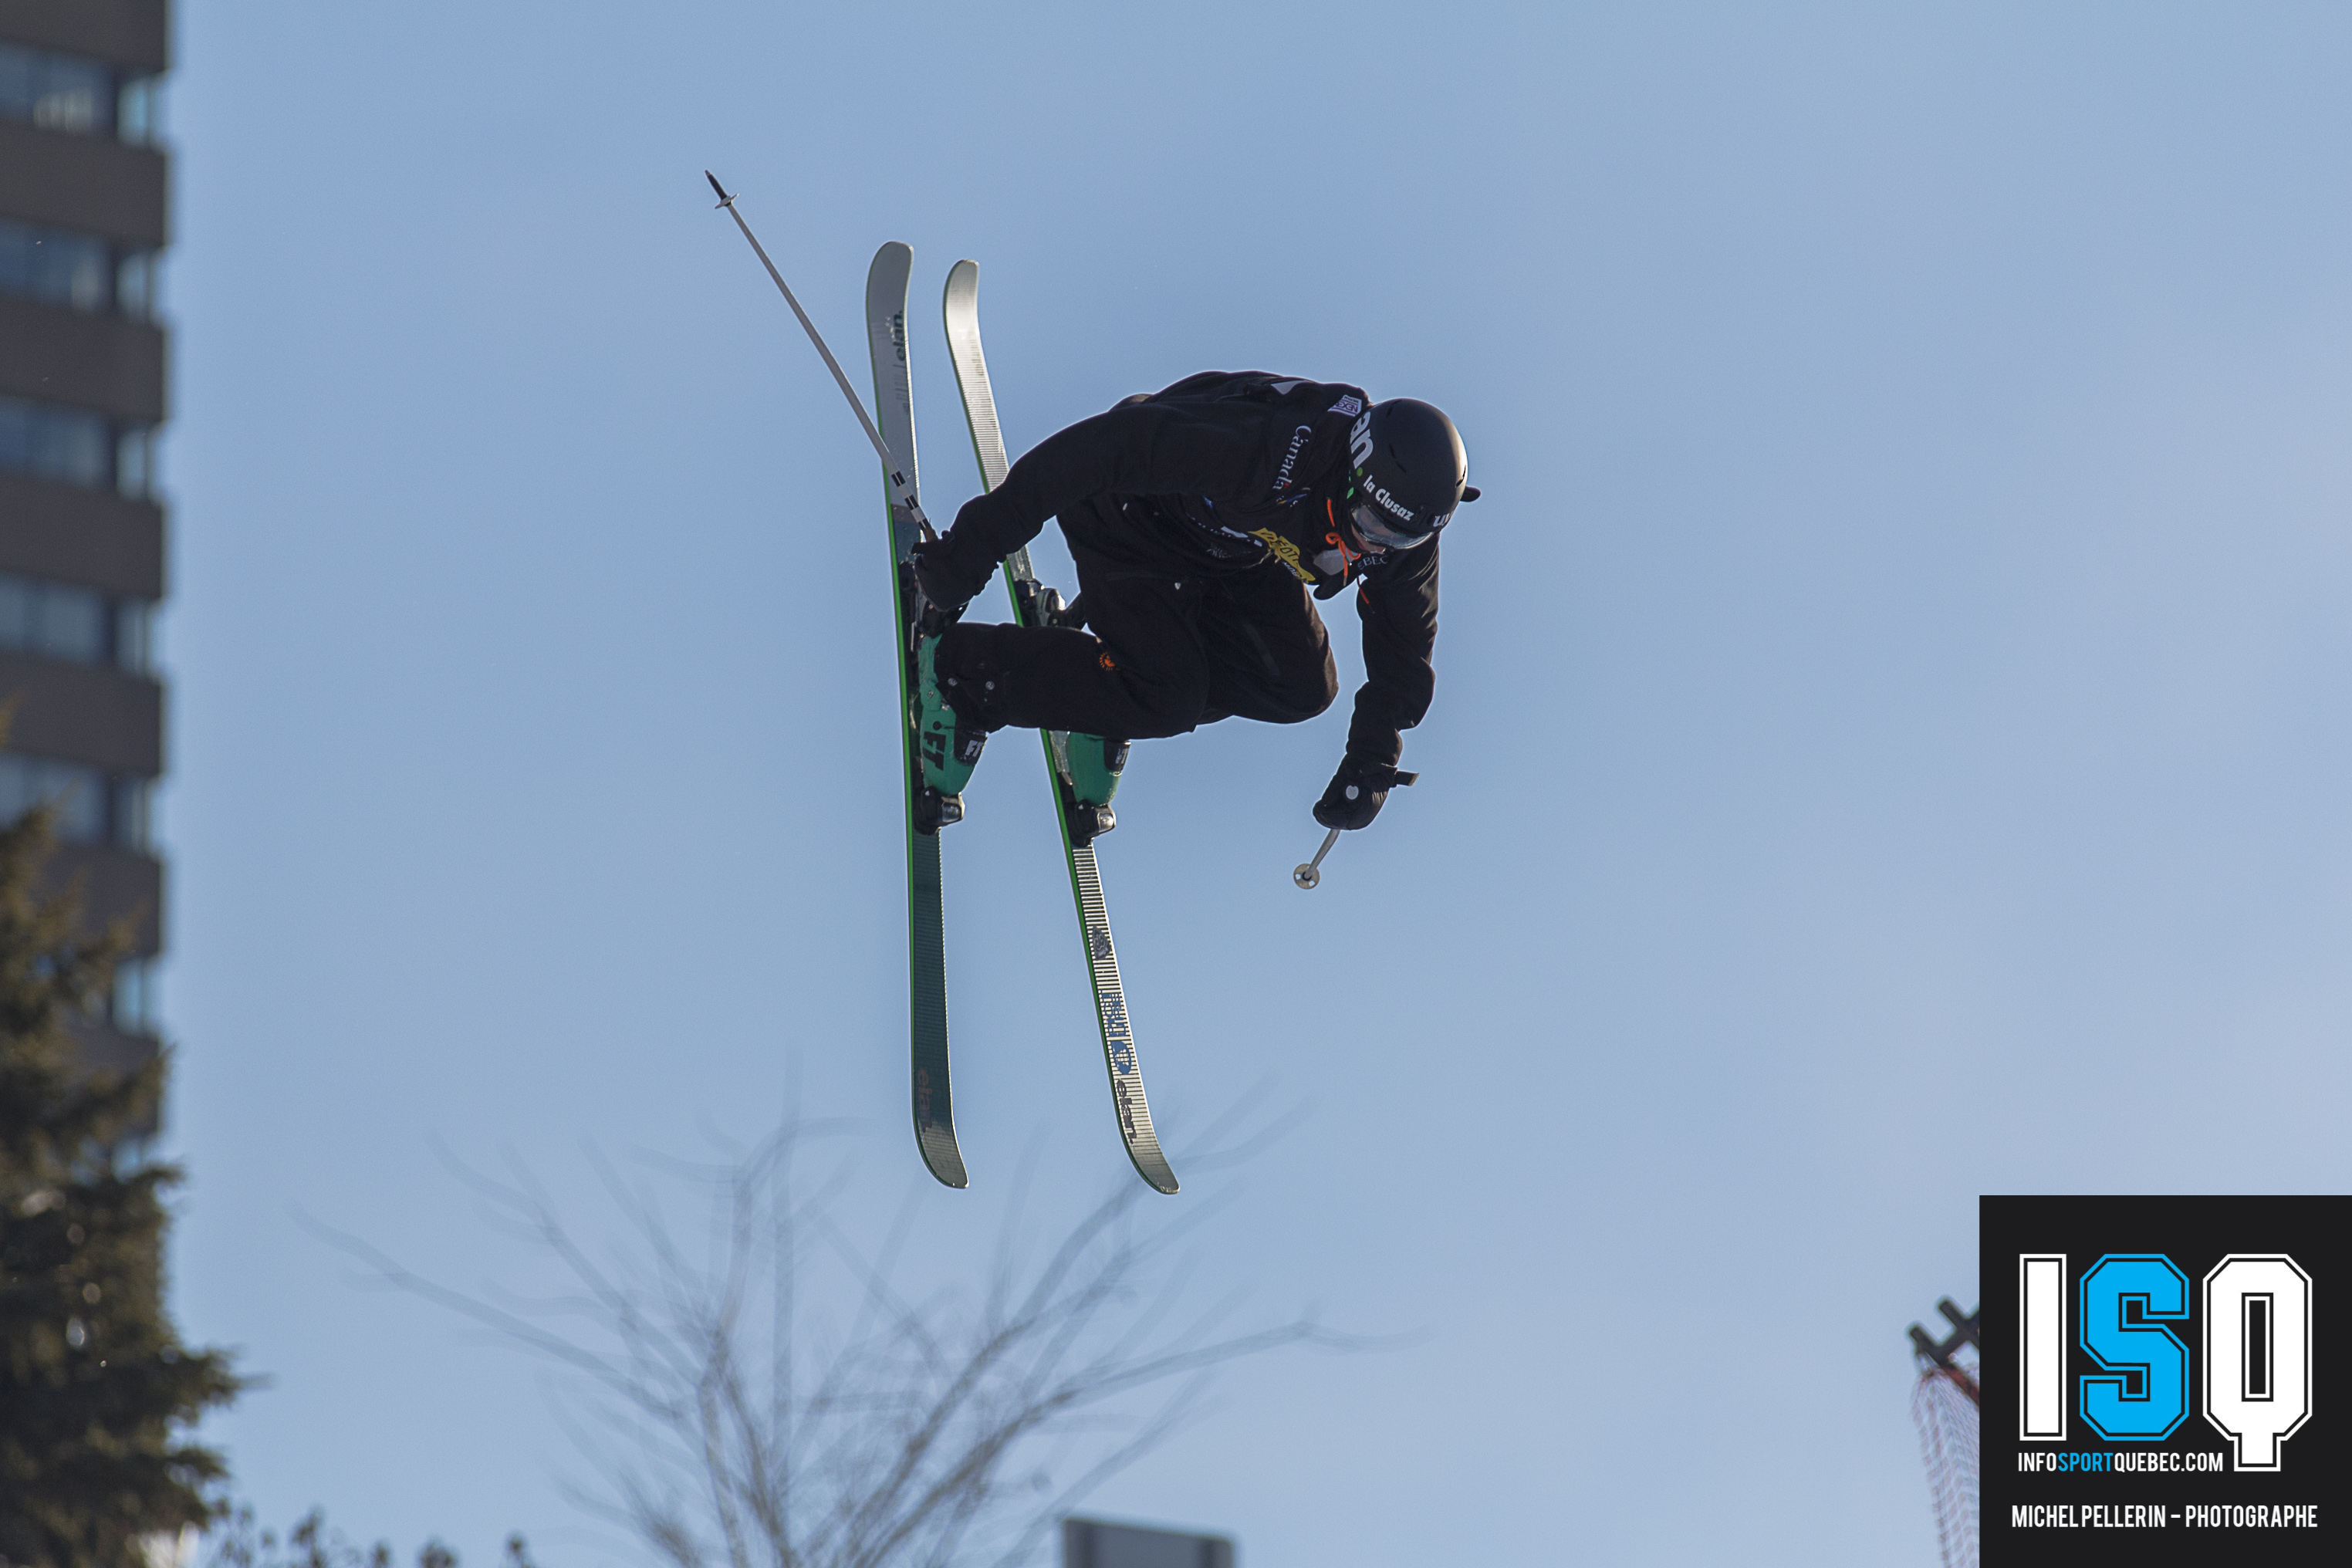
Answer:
[
  {"left": 910, "top": 535, "right": 992, "bottom": 629},
  {"left": 1313, "top": 755, "right": 1418, "bottom": 831}
]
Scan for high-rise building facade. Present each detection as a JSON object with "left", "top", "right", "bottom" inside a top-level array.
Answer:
[{"left": 0, "top": 0, "right": 169, "bottom": 1076}]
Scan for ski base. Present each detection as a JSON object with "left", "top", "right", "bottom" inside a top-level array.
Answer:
[{"left": 942, "top": 258, "right": 1178, "bottom": 1195}]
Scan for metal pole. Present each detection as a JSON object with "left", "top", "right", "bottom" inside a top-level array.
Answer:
[
  {"left": 1293, "top": 827, "right": 1342, "bottom": 890},
  {"left": 705, "top": 172, "right": 935, "bottom": 541}
]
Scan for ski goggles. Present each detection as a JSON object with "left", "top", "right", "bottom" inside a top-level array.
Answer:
[{"left": 1348, "top": 493, "right": 1441, "bottom": 552}]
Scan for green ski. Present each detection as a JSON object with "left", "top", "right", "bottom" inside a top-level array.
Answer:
[
  {"left": 867, "top": 243, "right": 968, "bottom": 1189},
  {"left": 708, "top": 179, "right": 967, "bottom": 1188},
  {"left": 941, "top": 259, "right": 1179, "bottom": 1195}
]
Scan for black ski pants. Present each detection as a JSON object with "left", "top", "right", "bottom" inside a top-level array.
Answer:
[{"left": 937, "top": 498, "right": 1339, "bottom": 740}]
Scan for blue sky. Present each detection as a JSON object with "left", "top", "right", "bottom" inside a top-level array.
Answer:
[{"left": 158, "top": 4, "right": 2352, "bottom": 1563}]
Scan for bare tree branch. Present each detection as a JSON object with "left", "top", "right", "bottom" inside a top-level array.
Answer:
[{"left": 323, "top": 1120, "right": 1357, "bottom": 1568}]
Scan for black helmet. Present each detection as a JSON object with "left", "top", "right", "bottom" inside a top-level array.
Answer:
[{"left": 1345, "top": 398, "right": 1478, "bottom": 550}]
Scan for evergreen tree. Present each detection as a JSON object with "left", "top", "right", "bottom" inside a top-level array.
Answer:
[
  {"left": 203, "top": 1507, "right": 513, "bottom": 1568},
  {"left": 0, "top": 806, "right": 239, "bottom": 1566}
]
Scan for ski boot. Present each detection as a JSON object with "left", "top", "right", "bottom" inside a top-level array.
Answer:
[
  {"left": 1011, "top": 581, "right": 1123, "bottom": 844},
  {"left": 1053, "top": 732, "right": 1127, "bottom": 845},
  {"left": 912, "top": 632, "right": 987, "bottom": 828}
]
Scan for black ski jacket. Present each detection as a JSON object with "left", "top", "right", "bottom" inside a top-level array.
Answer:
[{"left": 940, "top": 371, "right": 1439, "bottom": 765}]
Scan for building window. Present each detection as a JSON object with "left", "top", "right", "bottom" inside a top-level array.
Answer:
[
  {"left": 115, "top": 426, "right": 154, "bottom": 498},
  {"left": 0, "top": 571, "right": 153, "bottom": 671},
  {"left": 114, "top": 599, "right": 154, "bottom": 674},
  {"left": 117, "top": 75, "right": 161, "bottom": 146},
  {"left": 117, "top": 248, "right": 159, "bottom": 321},
  {"left": 0, "top": 572, "right": 102, "bottom": 661},
  {"left": 111, "top": 776, "right": 152, "bottom": 853},
  {"left": 0, "top": 752, "right": 103, "bottom": 842},
  {"left": 0, "top": 751, "right": 153, "bottom": 852},
  {"left": 111, "top": 956, "right": 156, "bottom": 1032},
  {"left": 0, "top": 218, "right": 109, "bottom": 310},
  {"left": 0, "top": 42, "right": 159, "bottom": 142},
  {"left": 0, "top": 217, "right": 159, "bottom": 319},
  {"left": 0, "top": 395, "right": 110, "bottom": 488},
  {"left": 0, "top": 42, "right": 110, "bottom": 133},
  {"left": 0, "top": 397, "right": 154, "bottom": 496}
]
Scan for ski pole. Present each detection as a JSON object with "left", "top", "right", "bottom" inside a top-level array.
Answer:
[
  {"left": 1292, "top": 769, "right": 1417, "bottom": 890},
  {"left": 706, "top": 171, "right": 936, "bottom": 542},
  {"left": 1292, "top": 828, "right": 1341, "bottom": 890}
]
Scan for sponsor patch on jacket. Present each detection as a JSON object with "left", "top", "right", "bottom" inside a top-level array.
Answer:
[
  {"left": 1272, "top": 424, "right": 1314, "bottom": 493},
  {"left": 1327, "top": 395, "right": 1364, "bottom": 417},
  {"left": 1248, "top": 527, "right": 1316, "bottom": 583}
]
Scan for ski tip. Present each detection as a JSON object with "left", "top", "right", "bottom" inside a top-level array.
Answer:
[
  {"left": 918, "top": 1127, "right": 971, "bottom": 1190},
  {"left": 1130, "top": 1147, "right": 1180, "bottom": 1195},
  {"left": 705, "top": 170, "right": 734, "bottom": 208}
]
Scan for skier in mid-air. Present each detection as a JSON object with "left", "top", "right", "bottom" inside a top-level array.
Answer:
[
  {"left": 904, "top": 373, "right": 1477, "bottom": 838},
  {"left": 705, "top": 173, "right": 1467, "bottom": 1183}
]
